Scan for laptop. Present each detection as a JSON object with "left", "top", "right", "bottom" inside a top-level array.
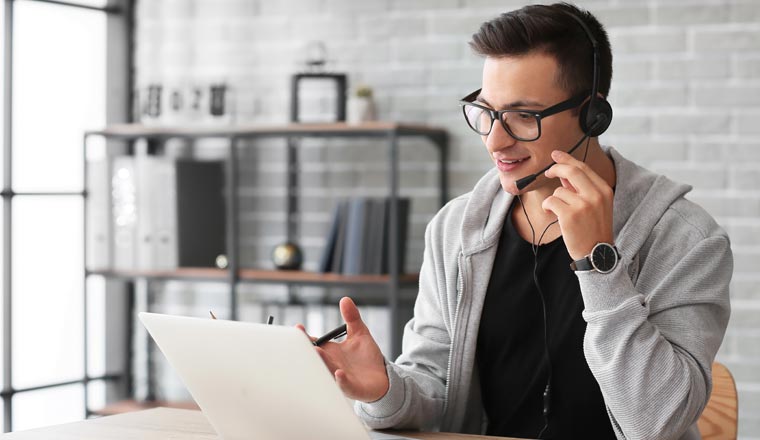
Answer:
[{"left": 139, "top": 312, "right": 416, "bottom": 440}]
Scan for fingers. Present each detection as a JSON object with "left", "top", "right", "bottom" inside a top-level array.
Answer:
[
  {"left": 295, "top": 323, "right": 317, "bottom": 343},
  {"left": 339, "top": 297, "right": 370, "bottom": 338},
  {"left": 316, "top": 347, "right": 340, "bottom": 374},
  {"left": 334, "top": 369, "right": 353, "bottom": 395},
  {"left": 547, "top": 150, "right": 609, "bottom": 192},
  {"left": 542, "top": 193, "right": 570, "bottom": 218}
]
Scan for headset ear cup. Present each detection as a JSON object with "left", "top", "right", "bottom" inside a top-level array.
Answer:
[{"left": 580, "top": 99, "right": 613, "bottom": 137}]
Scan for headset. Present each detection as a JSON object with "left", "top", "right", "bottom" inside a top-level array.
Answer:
[
  {"left": 515, "top": 8, "right": 613, "bottom": 439},
  {"left": 514, "top": 9, "right": 613, "bottom": 192}
]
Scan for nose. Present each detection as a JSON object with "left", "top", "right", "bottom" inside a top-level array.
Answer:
[{"left": 484, "top": 117, "right": 517, "bottom": 155}]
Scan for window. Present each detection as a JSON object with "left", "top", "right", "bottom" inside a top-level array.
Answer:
[{"left": 1, "top": 0, "right": 130, "bottom": 432}]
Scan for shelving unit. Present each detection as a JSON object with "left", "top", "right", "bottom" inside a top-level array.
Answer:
[{"left": 82, "top": 121, "right": 448, "bottom": 414}]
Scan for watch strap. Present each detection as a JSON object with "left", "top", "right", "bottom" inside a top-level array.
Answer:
[{"left": 570, "top": 256, "right": 593, "bottom": 271}]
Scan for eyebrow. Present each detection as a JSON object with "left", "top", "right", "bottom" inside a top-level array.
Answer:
[{"left": 476, "top": 93, "right": 545, "bottom": 109}]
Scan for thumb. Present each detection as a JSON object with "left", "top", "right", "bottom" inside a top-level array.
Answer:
[{"left": 340, "top": 297, "right": 369, "bottom": 337}]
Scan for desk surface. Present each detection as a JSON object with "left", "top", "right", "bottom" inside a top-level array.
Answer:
[{"left": 1, "top": 407, "right": 522, "bottom": 440}]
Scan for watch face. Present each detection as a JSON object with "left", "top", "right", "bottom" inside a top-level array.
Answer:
[{"left": 591, "top": 243, "right": 617, "bottom": 273}]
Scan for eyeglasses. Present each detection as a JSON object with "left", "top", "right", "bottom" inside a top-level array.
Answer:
[{"left": 459, "top": 89, "right": 586, "bottom": 141}]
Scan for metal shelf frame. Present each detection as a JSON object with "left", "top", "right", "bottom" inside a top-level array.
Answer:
[{"left": 83, "top": 121, "right": 448, "bottom": 406}]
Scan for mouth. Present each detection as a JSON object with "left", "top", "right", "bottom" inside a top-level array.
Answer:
[{"left": 495, "top": 156, "right": 530, "bottom": 172}]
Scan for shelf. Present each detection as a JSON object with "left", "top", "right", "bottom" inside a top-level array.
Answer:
[
  {"left": 239, "top": 269, "right": 419, "bottom": 287},
  {"left": 88, "top": 268, "right": 419, "bottom": 287},
  {"left": 85, "top": 121, "right": 448, "bottom": 140},
  {"left": 88, "top": 267, "right": 228, "bottom": 282},
  {"left": 91, "top": 399, "right": 199, "bottom": 417}
]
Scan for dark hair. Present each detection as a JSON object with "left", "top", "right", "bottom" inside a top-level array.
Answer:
[{"left": 469, "top": 2, "right": 612, "bottom": 98}]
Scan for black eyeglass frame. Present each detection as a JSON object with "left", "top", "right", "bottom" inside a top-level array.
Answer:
[{"left": 459, "top": 88, "right": 587, "bottom": 141}]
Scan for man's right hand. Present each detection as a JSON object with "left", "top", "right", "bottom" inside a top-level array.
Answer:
[{"left": 296, "top": 296, "right": 390, "bottom": 403}]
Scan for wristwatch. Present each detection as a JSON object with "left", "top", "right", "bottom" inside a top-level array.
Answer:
[{"left": 570, "top": 242, "right": 620, "bottom": 273}]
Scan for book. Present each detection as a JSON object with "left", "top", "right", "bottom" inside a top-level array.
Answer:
[
  {"left": 381, "top": 197, "right": 411, "bottom": 275},
  {"left": 86, "top": 159, "right": 112, "bottom": 270},
  {"left": 342, "top": 197, "right": 368, "bottom": 275},
  {"left": 112, "top": 157, "right": 138, "bottom": 271},
  {"left": 318, "top": 202, "right": 342, "bottom": 273},
  {"left": 329, "top": 200, "right": 350, "bottom": 274}
]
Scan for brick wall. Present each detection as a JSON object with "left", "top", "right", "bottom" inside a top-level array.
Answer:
[{"left": 135, "top": 0, "right": 760, "bottom": 437}]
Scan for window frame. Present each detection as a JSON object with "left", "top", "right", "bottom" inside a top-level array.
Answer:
[{"left": 1, "top": 0, "right": 132, "bottom": 432}]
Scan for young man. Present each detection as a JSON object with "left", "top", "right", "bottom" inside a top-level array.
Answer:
[{"left": 299, "top": 3, "right": 732, "bottom": 439}]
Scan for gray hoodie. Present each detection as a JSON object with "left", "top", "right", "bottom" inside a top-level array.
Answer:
[{"left": 355, "top": 146, "right": 732, "bottom": 440}]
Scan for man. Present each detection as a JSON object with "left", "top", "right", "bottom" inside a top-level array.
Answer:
[{"left": 299, "top": 3, "right": 732, "bottom": 439}]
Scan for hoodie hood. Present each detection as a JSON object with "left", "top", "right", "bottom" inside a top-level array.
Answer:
[{"left": 459, "top": 146, "right": 693, "bottom": 262}]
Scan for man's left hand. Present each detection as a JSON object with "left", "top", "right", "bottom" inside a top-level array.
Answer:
[{"left": 542, "top": 149, "right": 614, "bottom": 261}]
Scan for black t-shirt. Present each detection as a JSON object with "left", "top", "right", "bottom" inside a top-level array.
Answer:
[{"left": 476, "top": 201, "right": 615, "bottom": 439}]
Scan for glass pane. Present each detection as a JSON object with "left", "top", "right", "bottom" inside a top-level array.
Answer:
[
  {"left": 87, "top": 275, "right": 105, "bottom": 377},
  {"left": 87, "top": 379, "right": 106, "bottom": 413},
  {"left": 12, "top": 196, "right": 84, "bottom": 389},
  {"left": 12, "top": 1, "right": 106, "bottom": 192},
  {"left": 12, "top": 384, "right": 85, "bottom": 432}
]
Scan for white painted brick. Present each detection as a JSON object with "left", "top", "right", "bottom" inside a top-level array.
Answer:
[
  {"left": 656, "top": 57, "right": 731, "bottom": 81},
  {"left": 733, "top": 249, "right": 760, "bottom": 273},
  {"left": 654, "top": 4, "right": 730, "bottom": 25},
  {"left": 731, "top": 277, "right": 760, "bottom": 300},
  {"left": 612, "top": 59, "right": 653, "bottom": 82},
  {"left": 728, "top": 220, "right": 760, "bottom": 249},
  {"left": 461, "top": 0, "right": 524, "bottom": 9},
  {"left": 430, "top": 65, "right": 483, "bottom": 87},
  {"left": 390, "top": 0, "right": 460, "bottom": 11},
  {"left": 654, "top": 113, "right": 731, "bottom": 135},
  {"left": 394, "top": 39, "right": 466, "bottom": 63},
  {"left": 607, "top": 114, "right": 651, "bottom": 135},
  {"left": 610, "top": 84, "right": 688, "bottom": 107},
  {"left": 737, "top": 114, "right": 760, "bottom": 135},
  {"left": 690, "top": 142, "right": 760, "bottom": 162},
  {"left": 258, "top": 0, "right": 326, "bottom": 15},
  {"left": 729, "top": 305, "right": 760, "bottom": 330},
  {"left": 327, "top": 41, "right": 393, "bottom": 65},
  {"left": 688, "top": 193, "right": 760, "bottom": 218},
  {"left": 731, "top": 167, "right": 760, "bottom": 189},
  {"left": 357, "top": 66, "right": 429, "bottom": 88},
  {"left": 729, "top": 1, "right": 760, "bottom": 24},
  {"left": 735, "top": 56, "right": 760, "bottom": 79},
  {"left": 591, "top": 5, "right": 651, "bottom": 28},
  {"left": 650, "top": 163, "right": 727, "bottom": 190},
  {"left": 288, "top": 15, "right": 358, "bottom": 41},
  {"left": 359, "top": 15, "right": 427, "bottom": 40},
  {"left": 610, "top": 139, "right": 688, "bottom": 163},
  {"left": 695, "top": 28, "right": 760, "bottom": 52},
  {"left": 428, "top": 12, "right": 488, "bottom": 36},
  {"left": 325, "top": 0, "right": 389, "bottom": 14},
  {"left": 193, "top": 0, "right": 257, "bottom": 19},
  {"left": 695, "top": 85, "right": 760, "bottom": 107},
  {"left": 609, "top": 29, "right": 687, "bottom": 54}
]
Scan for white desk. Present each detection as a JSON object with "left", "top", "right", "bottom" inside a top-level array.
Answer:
[{"left": 0, "top": 407, "right": 522, "bottom": 439}]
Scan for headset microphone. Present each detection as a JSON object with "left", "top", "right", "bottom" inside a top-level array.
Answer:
[{"left": 514, "top": 114, "right": 607, "bottom": 191}]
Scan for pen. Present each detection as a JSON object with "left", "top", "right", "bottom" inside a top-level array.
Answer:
[{"left": 313, "top": 323, "right": 347, "bottom": 346}]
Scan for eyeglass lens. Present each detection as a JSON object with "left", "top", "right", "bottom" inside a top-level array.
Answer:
[{"left": 463, "top": 104, "right": 539, "bottom": 140}]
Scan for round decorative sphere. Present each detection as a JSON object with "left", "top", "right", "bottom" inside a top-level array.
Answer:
[{"left": 272, "top": 242, "right": 303, "bottom": 270}]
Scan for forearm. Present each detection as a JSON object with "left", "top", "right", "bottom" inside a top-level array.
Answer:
[
  {"left": 355, "top": 360, "right": 446, "bottom": 430},
  {"left": 577, "top": 240, "right": 731, "bottom": 439}
]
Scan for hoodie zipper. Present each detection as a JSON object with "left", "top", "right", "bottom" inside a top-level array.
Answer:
[{"left": 442, "top": 253, "right": 466, "bottom": 419}]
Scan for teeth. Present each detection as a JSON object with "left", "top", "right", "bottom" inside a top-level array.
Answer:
[{"left": 500, "top": 158, "right": 525, "bottom": 164}]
